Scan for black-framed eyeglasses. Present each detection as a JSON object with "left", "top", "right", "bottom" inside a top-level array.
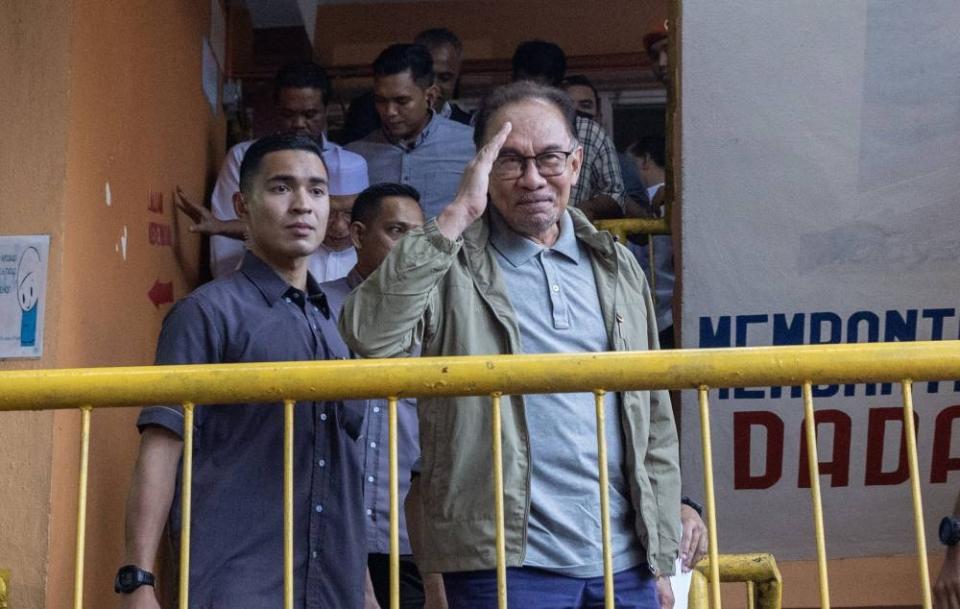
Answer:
[{"left": 492, "top": 149, "right": 577, "bottom": 180}]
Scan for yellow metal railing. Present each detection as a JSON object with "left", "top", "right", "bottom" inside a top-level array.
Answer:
[
  {"left": 1, "top": 341, "right": 958, "bottom": 609},
  {"left": 0, "top": 568, "right": 9, "bottom": 609},
  {"left": 689, "top": 553, "right": 782, "bottom": 609},
  {"left": 595, "top": 215, "right": 672, "bottom": 310}
]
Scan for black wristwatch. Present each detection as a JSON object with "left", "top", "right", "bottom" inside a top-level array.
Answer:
[
  {"left": 681, "top": 496, "right": 704, "bottom": 518},
  {"left": 940, "top": 516, "right": 960, "bottom": 546},
  {"left": 114, "top": 565, "right": 155, "bottom": 594}
]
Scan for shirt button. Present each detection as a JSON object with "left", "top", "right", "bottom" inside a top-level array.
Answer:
[
  {"left": 312, "top": 550, "right": 318, "bottom": 558},
  {"left": 315, "top": 504, "right": 323, "bottom": 513},
  {"left": 318, "top": 459, "right": 326, "bottom": 467},
  {"left": 320, "top": 413, "right": 328, "bottom": 421},
  {"left": 366, "top": 509, "right": 373, "bottom": 516},
  {"left": 373, "top": 406, "right": 380, "bottom": 413},
  {"left": 367, "top": 476, "right": 375, "bottom": 482},
  {"left": 552, "top": 285, "right": 560, "bottom": 292},
  {"left": 370, "top": 441, "right": 377, "bottom": 448}
]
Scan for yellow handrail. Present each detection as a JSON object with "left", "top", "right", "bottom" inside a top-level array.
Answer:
[
  {"left": 689, "top": 553, "right": 783, "bottom": 609},
  {"left": 1, "top": 342, "right": 957, "bottom": 411},
  {"left": 4, "top": 341, "right": 955, "bottom": 609}
]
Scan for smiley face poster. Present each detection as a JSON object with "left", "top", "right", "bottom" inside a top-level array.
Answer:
[{"left": 0, "top": 236, "right": 50, "bottom": 359}]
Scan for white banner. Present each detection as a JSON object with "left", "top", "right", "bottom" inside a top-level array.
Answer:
[{"left": 679, "top": 1, "right": 960, "bottom": 559}]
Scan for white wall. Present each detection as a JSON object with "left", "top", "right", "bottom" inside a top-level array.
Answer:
[{"left": 680, "top": 0, "right": 960, "bottom": 564}]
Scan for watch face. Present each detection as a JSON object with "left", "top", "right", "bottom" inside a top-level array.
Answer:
[
  {"left": 115, "top": 566, "right": 153, "bottom": 593},
  {"left": 941, "top": 517, "right": 960, "bottom": 546}
]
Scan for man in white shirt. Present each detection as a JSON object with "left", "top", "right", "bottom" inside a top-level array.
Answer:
[
  {"left": 177, "top": 61, "right": 369, "bottom": 280},
  {"left": 306, "top": 146, "right": 369, "bottom": 282}
]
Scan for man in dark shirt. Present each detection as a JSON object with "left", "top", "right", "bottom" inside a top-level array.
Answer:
[
  {"left": 322, "top": 183, "right": 433, "bottom": 609},
  {"left": 118, "top": 134, "right": 367, "bottom": 609}
]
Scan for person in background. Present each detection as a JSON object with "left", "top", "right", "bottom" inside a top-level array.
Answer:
[
  {"left": 511, "top": 40, "right": 626, "bottom": 220},
  {"left": 346, "top": 43, "right": 475, "bottom": 220},
  {"left": 117, "top": 134, "right": 368, "bottom": 609},
  {"left": 414, "top": 28, "right": 473, "bottom": 125},
  {"left": 342, "top": 28, "right": 472, "bottom": 144},
  {"left": 307, "top": 147, "right": 370, "bottom": 282},
  {"left": 935, "top": 491, "right": 960, "bottom": 608},
  {"left": 322, "top": 183, "right": 449, "bottom": 609},
  {"left": 644, "top": 30, "right": 670, "bottom": 86},
  {"left": 176, "top": 61, "right": 369, "bottom": 280},
  {"left": 628, "top": 134, "right": 674, "bottom": 348},
  {"left": 561, "top": 74, "right": 602, "bottom": 123}
]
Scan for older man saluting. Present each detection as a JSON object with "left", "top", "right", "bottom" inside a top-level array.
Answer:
[{"left": 340, "top": 81, "right": 681, "bottom": 609}]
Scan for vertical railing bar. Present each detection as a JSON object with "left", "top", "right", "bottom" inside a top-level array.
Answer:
[
  {"left": 72, "top": 405, "right": 92, "bottom": 609},
  {"left": 179, "top": 402, "right": 195, "bottom": 609},
  {"left": 283, "top": 399, "right": 295, "bottom": 609},
  {"left": 697, "top": 387, "right": 721, "bottom": 609},
  {"left": 801, "top": 383, "right": 830, "bottom": 609},
  {"left": 388, "top": 396, "right": 400, "bottom": 609},
  {"left": 594, "top": 390, "right": 615, "bottom": 609},
  {"left": 648, "top": 235, "right": 658, "bottom": 306},
  {"left": 491, "top": 392, "right": 507, "bottom": 609},
  {"left": 901, "top": 380, "right": 933, "bottom": 609}
]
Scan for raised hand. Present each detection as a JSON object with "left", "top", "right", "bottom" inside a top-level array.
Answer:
[
  {"left": 436, "top": 121, "right": 512, "bottom": 240},
  {"left": 175, "top": 187, "right": 247, "bottom": 239}
]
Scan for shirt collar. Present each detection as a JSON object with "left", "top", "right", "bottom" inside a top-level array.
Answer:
[
  {"left": 346, "top": 267, "right": 364, "bottom": 290},
  {"left": 439, "top": 101, "right": 452, "bottom": 119},
  {"left": 488, "top": 207, "right": 580, "bottom": 267},
  {"left": 387, "top": 110, "right": 438, "bottom": 149},
  {"left": 646, "top": 182, "right": 664, "bottom": 202},
  {"left": 240, "top": 251, "right": 330, "bottom": 317}
]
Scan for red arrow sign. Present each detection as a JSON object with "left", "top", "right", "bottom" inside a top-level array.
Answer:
[{"left": 148, "top": 280, "right": 174, "bottom": 308}]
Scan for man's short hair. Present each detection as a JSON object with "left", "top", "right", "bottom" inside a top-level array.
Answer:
[
  {"left": 629, "top": 134, "right": 666, "bottom": 169},
  {"left": 643, "top": 31, "right": 668, "bottom": 60},
  {"left": 372, "top": 44, "right": 435, "bottom": 89},
  {"left": 561, "top": 74, "right": 599, "bottom": 109},
  {"left": 511, "top": 40, "right": 567, "bottom": 86},
  {"left": 273, "top": 62, "right": 333, "bottom": 105},
  {"left": 414, "top": 28, "right": 463, "bottom": 56},
  {"left": 239, "top": 134, "right": 326, "bottom": 195},
  {"left": 351, "top": 183, "right": 422, "bottom": 225},
  {"left": 473, "top": 81, "right": 578, "bottom": 149}
]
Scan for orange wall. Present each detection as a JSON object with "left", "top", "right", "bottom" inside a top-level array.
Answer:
[
  {"left": 0, "top": 0, "right": 73, "bottom": 606},
  {"left": 314, "top": 0, "right": 667, "bottom": 66},
  {"left": 47, "top": 0, "right": 221, "bottom": 606},
  {"left": 0, "top": 0, "right": 219, "bottom": 607}
]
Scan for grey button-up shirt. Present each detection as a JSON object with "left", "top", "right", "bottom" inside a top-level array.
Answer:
[
  {"left": 323, "top": 269, "right": 420, "bottom": 555},
  {"left": 138, "top": 252, "right": 367, "bottom": 609},
  {"left": 346, "top": 113, "right": 475, "bottom": 219}
]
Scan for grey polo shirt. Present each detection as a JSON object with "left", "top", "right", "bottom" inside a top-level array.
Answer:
[
  {"left": 489, "top": 209, "right": 645, "bottom": 578},
  {"left": 322, "top": 269, "right": 421, "bottom": 556},
  {"left": 137, "top": 252, "right": 367, "bottom": 609},
  {"left": 346, "top": 113, "right": 475, "bottom": 219}
]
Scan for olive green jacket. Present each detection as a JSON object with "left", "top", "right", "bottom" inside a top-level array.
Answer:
[{"left": 339, "top": 208, "right": 681, "bottom": 575}]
